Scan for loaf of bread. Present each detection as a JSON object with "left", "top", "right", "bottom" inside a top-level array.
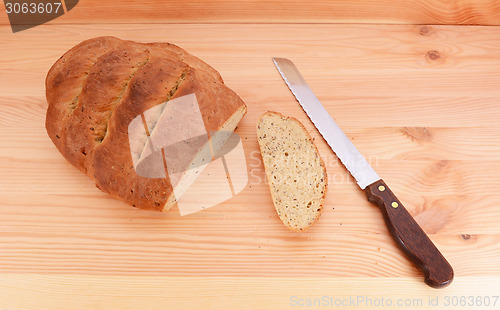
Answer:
[
  {"left": 45, "top": 36, "right": 247, "bottom": 211},
  {"left": 257, "top": 112, "right": 327, "bottom": 231}
]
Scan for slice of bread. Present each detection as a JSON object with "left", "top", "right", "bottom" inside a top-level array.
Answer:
[{"left": 257, "top": 111, "right": 328, "bottom": 232}]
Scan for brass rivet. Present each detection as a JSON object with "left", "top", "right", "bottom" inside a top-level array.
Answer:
[
  {"left": 378, "top": 185, "right": 386, "bottom": 192},
  {"left": 391, "top": 202, "right": 399, "bottom": 208}
]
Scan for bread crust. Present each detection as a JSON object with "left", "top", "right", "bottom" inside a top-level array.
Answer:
[
  {"left": 257, "top": 111, "right": 328, "bottom": 231},
  {"left": 46, "top": 37, "right": 247, "bottom": 211}
]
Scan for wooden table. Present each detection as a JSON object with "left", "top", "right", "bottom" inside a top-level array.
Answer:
[{"left": 1, "top": 1, "right": 500, "bottom": 309}]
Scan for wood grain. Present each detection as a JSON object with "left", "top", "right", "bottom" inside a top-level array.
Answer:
[
  {"left": 1, "top": 275, "right": 499, "bottom": 310},
  {"left": 1, "top": 22, "right": 500, "bottom": 307},
  {"left": 2, "top": 0, "right": 500, "bottom": 25}
]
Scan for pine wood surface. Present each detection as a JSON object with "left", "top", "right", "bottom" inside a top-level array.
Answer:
[
  {"left": 2, "top": 0, "right": 500, "bottom": 25},
  {"left": 1, "top": 21, "right": 500, "bottom": 309}
]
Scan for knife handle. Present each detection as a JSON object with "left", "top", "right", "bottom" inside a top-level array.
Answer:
[{"left": 364, "top": 179, "right": 454, "bottom": 288}]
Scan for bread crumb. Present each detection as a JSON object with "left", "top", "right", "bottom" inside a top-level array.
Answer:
[{"left": 256, "top": 111, "right": 328, "bottom": 232}]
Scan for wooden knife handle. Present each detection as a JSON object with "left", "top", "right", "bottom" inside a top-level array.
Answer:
[{"left": 364, "top": 179, "right": 454, "bottom": 288}]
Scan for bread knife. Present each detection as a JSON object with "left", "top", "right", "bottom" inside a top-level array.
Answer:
[{"left": 272, "top": 57, "right": 453, "bottom": 288}]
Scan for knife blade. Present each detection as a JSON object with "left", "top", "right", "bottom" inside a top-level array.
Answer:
[{"left": 272, "top": 57, "right": 454, "bottom": 288}]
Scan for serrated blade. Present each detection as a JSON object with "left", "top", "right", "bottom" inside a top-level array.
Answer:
[{"left": 272, "top": 57, "right": 379, "bottom": 189}]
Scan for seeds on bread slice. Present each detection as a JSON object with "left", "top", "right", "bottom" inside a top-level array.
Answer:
[{"left": 257, "top": 111, "right": 328, "bottom": 232}]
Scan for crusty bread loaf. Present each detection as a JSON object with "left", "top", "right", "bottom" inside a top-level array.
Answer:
[
  {"left": 257, "top": 112, "right": 327, "bottom": 231},
  {"left": 45, "top": 36, "right": 247, "bottom": 211}
]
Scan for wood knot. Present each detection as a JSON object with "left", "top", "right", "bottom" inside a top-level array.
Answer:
[
  {"left": 419, "top": 26, "right": 432, "bottom": 35},
  {"left": 401, "top": 127, "right": 432, "bottom": 143},
  {"left": 437, "top": 159, "right": 449, "bottom": 168},
  {"left": 461, "top": 234, "right": 471, "bottom": 240},
  {"left": 427, "top": 50, "right": 440, "bottom": 61}
]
